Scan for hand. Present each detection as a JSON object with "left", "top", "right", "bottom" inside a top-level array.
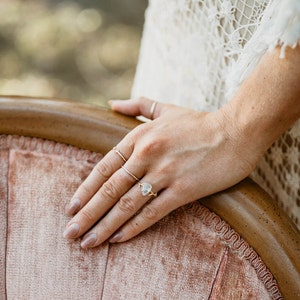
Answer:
[{"left": 63, "top": 97, "right": 261, "bottom": 248}]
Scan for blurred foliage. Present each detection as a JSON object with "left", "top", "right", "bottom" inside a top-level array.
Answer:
[{"left": 0, "top": 0, "right": 147, "bottom": 106}]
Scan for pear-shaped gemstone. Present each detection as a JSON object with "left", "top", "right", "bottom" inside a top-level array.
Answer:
[{"left": 140, "top": 183, "right": 152, "bottom": 196}]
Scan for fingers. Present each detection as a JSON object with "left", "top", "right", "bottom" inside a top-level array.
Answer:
[
  {"left": 65, "top": 148, "right": 131, "bottom": 217},
  {"left": 79, "top": 175, "right": 166, "bottom": 248},
  {"left": 63, "top": 143, "right": 139, "bottom": 239},
  {"left": 64, "top": 98, "right": 185, "bottom": 249},
  {"left": 109, "top": 97, "right": 166, "bottom": 120},
  {"left": 109, "top": 189, "right": 176, "bottom": 244},
  {"left": 64, "top": 164, "right": 140, "bottom": 241}
]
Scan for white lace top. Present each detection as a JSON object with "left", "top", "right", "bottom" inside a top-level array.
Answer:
[{"left": 132, "top": 0, "right": 300, "bottom": 229}]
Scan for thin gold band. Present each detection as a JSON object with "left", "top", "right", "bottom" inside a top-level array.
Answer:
[
  {"left": 121, "top": 166, "right": 157, "bottom": 197},
  {"left": 113, "top": 146, "right": 127, "bottom": 163},
  {"left": 116, "top": 147, "right": 157, "bottom": 197},
  {"left": 121, "top": 165, "right": 139, "bottom": 181},
  {"left": 150, "top": 101, "right": 158, "bottom": 120}
]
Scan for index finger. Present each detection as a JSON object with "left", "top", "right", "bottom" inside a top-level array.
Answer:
[{"left": 65, "top": 147, "right": 129, "bottom": 216}]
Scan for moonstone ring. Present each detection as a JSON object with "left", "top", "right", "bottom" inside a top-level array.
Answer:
[
  {"left": 139, "top": 182, "right": 157, "bottom": 197},
  {"left": 120, "top": 164, "right": 157, "bottom": 197}
]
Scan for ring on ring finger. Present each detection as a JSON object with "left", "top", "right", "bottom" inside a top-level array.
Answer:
[
  {"left": 139, "top": 182, "right": 157, "bottom": 197},
  {"left": 121, "top": 165, "right": 157, "bottom": 198}
]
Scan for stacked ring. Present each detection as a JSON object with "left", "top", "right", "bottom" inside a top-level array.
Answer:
[
  {"left": 121, "top": 166, "right": 157, "bottom": 197},
  {"left": 113, "top": 146, "right": 127, "bottom": 162},
  {"left": 139, "top": 182, "right": 157, "bottom": 197},
  {"left": 114, "top": 146, "right": 158, "bottom": 198},
  {"left": 121, "top": 165, "right": 139, "bottom": 182}
]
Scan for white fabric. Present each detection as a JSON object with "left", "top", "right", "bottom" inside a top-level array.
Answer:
[{"left": 132, "top": 0, "right": 300, "bottom": 229}]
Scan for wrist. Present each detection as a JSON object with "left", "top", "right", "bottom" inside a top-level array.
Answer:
[{"left": 216, "top": 100, "right": 274, "bottom": 165}]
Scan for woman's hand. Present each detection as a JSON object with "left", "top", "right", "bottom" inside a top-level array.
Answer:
[
  {"left": 63, "top": 45, "right": 300, "bottom": 249},
  {"left": 63, "top": 97, "right": 261, "bottom": 248}
]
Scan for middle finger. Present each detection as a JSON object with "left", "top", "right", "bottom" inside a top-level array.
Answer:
[
  {"left": 80, "top": 172, "right": 164, "bottom": 248},
  {"left": 64, "top": 159, "right": 143, "bottom": 239}
]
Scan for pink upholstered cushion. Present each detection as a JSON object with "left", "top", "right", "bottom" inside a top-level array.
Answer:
[
  {"left": 0, "top": 135, "right": 282, "bottom": 299},
  {"left": 0, "top": 149, "right": 8, "bottom": 297}
]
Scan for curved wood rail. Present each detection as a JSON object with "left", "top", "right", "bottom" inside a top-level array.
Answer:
[
  {"left": 0, "top": 96, "right": 299, "bottom": 299},
  {"left": 200, "top": 182, "right": 300, "bottom": 300},
  {"left": 0, "top": 96, "right": 140, "bottom": 154}
]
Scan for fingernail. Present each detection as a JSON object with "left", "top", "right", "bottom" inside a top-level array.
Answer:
[
  {"left": 108, "top": 100, "right": 124, "bottom": 108},
  {"left": 81, "top": 233, "right": 97, "bottom": 248},
  {"left": 108, "top": 100, "right": 114, "bottom": 107},
  {"left": 63, "top": 223, "right": 80, "bottom": 239},
  {"left": 109, "top": 231, "right": 123, "bottom": 243},
  {"left": 66, "top": 198, "right": 81, "bottom": 216}
]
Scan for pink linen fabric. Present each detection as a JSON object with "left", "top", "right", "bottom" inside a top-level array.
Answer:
[{"left": 0, "top": 135, "right": 281, "bottom": 299}]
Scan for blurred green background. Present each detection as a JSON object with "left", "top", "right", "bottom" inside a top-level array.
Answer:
[{"left": 0, "top": 0, "right": 148, "bottom": 106}]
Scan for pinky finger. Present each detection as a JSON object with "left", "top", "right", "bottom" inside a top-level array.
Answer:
[{"left": 109, "top": 190, "right": 176, "bottom": 243}]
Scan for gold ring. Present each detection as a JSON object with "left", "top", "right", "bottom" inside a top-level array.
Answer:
[
  {"left": 121, "top": 165, "right": 139, "bottom": 181},
  {"left": 150, "top": 101, "right": 158, "bottom": 120},
  {"left": 113, "top": 147, "right": 127, "bottom": 163},
  {"left": 139, "top": 182, "right": 157, "bottom": 197}
]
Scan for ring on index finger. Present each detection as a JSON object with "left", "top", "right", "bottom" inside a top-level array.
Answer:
[{"left": 113, "top": 146, "right": 127, "bottom": 163}]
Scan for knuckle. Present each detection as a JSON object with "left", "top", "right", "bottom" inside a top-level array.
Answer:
[
  {"left": 79, "top": 183, "right": 92, "bottom": 196},
  {"left": 98, "top": 219, "right": 114, "bottom": 237},
  {"left": 172, "top": 180, "right": 189, "bottom": 193},
  {"left": 143, "top": 139, "right": 161, "bottom": 154},
  {"left": 117, "top": 196, "right": 136, "bottom": 214},
  {"left": 141, "top": 205, "right": 160, "bottom": 221},
  {"left": 132, "top": 123, "right": 148, "bottom": 139},
  {"left": 158, "top": 163, "right": 174, "bottom": 177},
  {"left": 101, "top": 181, "right": 119, "bottom": 200},
  {"left": 136, "top": 138, "right": 163, "bottom": 160},
  {"left": 137, "top": 96, "right": 148, "bottom": 102},
  {"left": 81, "top": 207, "right": 96, "bottom": 223},
  {"left": 132, "top": 124, "right": 169, "bottom": 160},
  {"left": 126, "top": 219, "right": 140, "bottom": 235},
  {"left": 95, "top": 159, "right": 113, "bottom": 179}
]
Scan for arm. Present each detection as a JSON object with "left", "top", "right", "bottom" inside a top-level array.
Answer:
[
  {"left": 220, "top": 45, "right": 300, "bottom": 158},
  {"left": 63, "top": 45, "right": 300, "bottom": 248}
]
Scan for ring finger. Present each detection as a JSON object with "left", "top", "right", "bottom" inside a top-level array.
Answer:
[{"left": 80, "top": 173, "right": 164, "bottom": 248}]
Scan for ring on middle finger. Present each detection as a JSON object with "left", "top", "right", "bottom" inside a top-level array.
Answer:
[
  {"left": 121, "top": 165, "right": 140, "bottom": 181},
  {"left": 121, "top": 164, "right": 157, "bottom": 197}
]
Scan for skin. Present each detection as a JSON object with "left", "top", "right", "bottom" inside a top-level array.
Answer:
[{"left": 63, "top": 45, "right": 300, "bottom": 248}]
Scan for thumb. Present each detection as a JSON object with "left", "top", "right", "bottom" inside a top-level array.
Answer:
[{"left": 109, "top": 97, "right": 165, "bottom": 120}]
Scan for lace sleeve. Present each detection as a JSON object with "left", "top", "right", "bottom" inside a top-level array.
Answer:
[{"left": 227, "top": 0, "right": 300, "bottom": 98}]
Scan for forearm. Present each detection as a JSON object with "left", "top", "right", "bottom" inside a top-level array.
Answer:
[{"left": 219, "top": 45, "right": 300, "bottom": 157}]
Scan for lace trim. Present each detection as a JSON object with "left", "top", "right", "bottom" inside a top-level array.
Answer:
[
  {"left": 250, "top": 121, "right": 300, "bottom": 230},
  {"left": 0, "top": 135, "right": 103, "bottom": 163},
  {"left": 227, "top": 0, "right": 300, "bottom": 98},
  {"left": 186, "top": 203, "right": 283, "bottom": 300}
]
